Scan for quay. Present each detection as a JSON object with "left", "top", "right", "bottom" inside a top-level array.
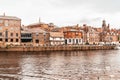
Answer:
[{"left": 0, "top": 45, "right": 116, "bottom": 52}]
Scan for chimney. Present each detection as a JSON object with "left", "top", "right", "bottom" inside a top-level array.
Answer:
[
  {"left": 108, "top": 24, "right": 110, "bottom": 28},
  {"left": 83, "top": 24, "right": 87, "bottom": 26},
  {"left": 3, "top": 13, "right": 5, "bottom": 16},
  {"left": 76, "top": 24, "right": 79, "bottom": 27},
  {"left": 39, "top": 17, "right": 41, "bottom": 23}
]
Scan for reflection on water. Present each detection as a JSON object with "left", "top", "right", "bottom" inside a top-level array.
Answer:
[{"left": 0, "top": 50, "right": 120, "bottom": 80}]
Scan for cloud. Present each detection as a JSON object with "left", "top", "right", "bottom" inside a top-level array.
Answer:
[
  {"left": 49, "top": 0, "right": 120, "bottom": 13},
  {"left": 91, "top": 0, "right": 120, "bottom": 13},
  {"left": 0, "top": 0, "right": 120, "bottom": 29}
]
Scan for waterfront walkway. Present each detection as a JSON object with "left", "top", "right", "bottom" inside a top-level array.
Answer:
[{"left": 0, "top": 45, "right": 115, "bottom": 51}]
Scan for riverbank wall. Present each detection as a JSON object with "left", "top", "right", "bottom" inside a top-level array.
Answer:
[{"left": 0, "top": 45, "right": 115, "bottom": 52}]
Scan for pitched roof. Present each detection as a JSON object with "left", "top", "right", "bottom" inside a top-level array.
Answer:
[
  {"left": 51, "top": 28, "right": 62, "bottom": 32},
  {"left": 0, "top": 15, "right": 21, "bottom": 20},
  {"left": 22, "top": 28, "right": 47, "bottom": 33}
]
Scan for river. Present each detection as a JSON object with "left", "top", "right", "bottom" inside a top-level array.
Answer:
[{"left": 0, "top": 50, "right": 120, "bottom": 80}]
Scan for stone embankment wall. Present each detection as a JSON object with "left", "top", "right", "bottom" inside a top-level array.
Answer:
[{"left": 0, "top": 45, "right": 115, "bottom": 52}]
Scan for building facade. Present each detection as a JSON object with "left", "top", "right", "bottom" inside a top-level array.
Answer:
[
  {"left": 0, "top": 14, "right": 21, "bottom": 46},
  {"left": 100, "top": 20, "right": 119, "bottom": 44},
  {"left": 21, "top": 30, "right": 32, "bottom": 46},
  {"left": 105, "top": 31, "right": 119, "bottom": 44},
  {"left": 30, "top": 28, "right": 50, "bottom": 46},
  {"left": 87, "top": 27, "right": 100, "bottom": 44},
  {"left": 27, "top": 22, "right": 56, "bottom": 32},
  {"left": 64, "top": 29, "right": 83, "bottom": 45},
  {"left": 50, "top": 32, "right": 64, "bottom": 46}
]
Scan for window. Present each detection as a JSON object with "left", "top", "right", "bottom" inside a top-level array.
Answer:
[
  {"left": 69, "top": 39, "right": 71, "bottom": 42},
  {"left": 73, "top": 39, "right": 75, "bottom": 43},
  {"left": 43, "top": 32, "right": 46, "bottom": 36},
  {"left": 65, "top": 39, "right": 67, "bottom": 44},
  {"left": 36, "top": 33, "right": 39, "bottom": 36},
  {"left": 5, "top": 39, "right": 8, "bottom": 42},
  {"left": 76, "top": 39, "right": 78, "bottom": 44},
  {"left": 0, "top": 38, "right": 2, "bottom": 41},
  {"left": 29, "top": 34, "right": 32, "bottom": 37},
  {"left": 36, "top": 39, "right": 39, "bottom": 43},
  {"left": 16, "top": 33, "right": 18, "bottom": 37},
  {"left": 11, "top": 39, "right": 13, "bottom": 42},
  {"left": 79, "top": 39, "right": 81, "bottom": 42},
  {"left": 0, "top": 33, "right": 2, "bottom": 36},
  {"left": 5, "top": 30, "right": 8, "bottom": 37},
  {"left": 16, "top": 39, "right": 19, "bottom": 42},
  {"left": 11, "top": 33, "right": 13, "bottom": 37}
]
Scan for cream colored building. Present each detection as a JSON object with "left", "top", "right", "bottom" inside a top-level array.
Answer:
[
  {"left": 0, "top": 14, "right": 21, "bottom": 46},
  {"left": 87, "top": 27, "right": 100, "bottom": 44},
  {"left": 50, "top": 32, "right": 64, "bottom": 46}
]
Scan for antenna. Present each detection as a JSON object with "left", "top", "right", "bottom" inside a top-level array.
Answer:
[{"left": 39, "top": 17, "right": 41, "bottom": 23}]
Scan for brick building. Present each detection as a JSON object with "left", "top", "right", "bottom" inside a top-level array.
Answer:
[
  {"left": 32, "top": 28, "right": 50, "bottom": 46},
  {"left": 100, "top": 20, "right": 119, "bottom": 44},
  {"left": 0, "top": 14, "right": 21, "bottom": 46},
  {"left": 64, "top": 29, "right": 83, "bottom": 45},
  {"left": 87, "top": 27, "right": 100, "bottom": 44},
  {"left": 27, "top": 22, "right": 55, "bottom": 32},
  {"left": 21, "top": 28, "right": 50, "bottom": 46}
]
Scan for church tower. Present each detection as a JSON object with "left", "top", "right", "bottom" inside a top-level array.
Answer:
[
  {"left": 102, "top": 20, "right": 108, "bottom": 31},
  {"left": 102, "top": 20, "right": 106, "bottom": 29}
]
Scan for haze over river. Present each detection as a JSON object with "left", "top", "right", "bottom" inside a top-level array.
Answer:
[{"left": 0, "top": 50, "right": 120, "bottom": 80}]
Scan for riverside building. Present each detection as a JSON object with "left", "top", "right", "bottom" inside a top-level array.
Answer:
[
  {"left": 21, "top": 30, "right": 32, "bottom": 46},
  {"left": 0, "top": 14, "right": 21, "bottom": 46},
  {"left": 87, "top": 27, "right": 100, "bottom": 44},
  {"left": 49, "top": 32, "right": 64, "bottom": 46},
  {"left": 21, "top": 28, "right": 50, "bottom": 46},
  {"left": 64, "top": 29, "right": 83, "bottom": 45},
  {"left": 100, "top": 20, "right": 119, "bottom": 44}
]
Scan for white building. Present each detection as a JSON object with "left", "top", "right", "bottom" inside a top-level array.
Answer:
[{"left": 50, "top": 32, "right": 64, "bottom": 46}]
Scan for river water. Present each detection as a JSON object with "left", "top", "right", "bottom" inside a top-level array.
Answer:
[{"left": 0, "top": 50, "right": 120, "bottom": 80}]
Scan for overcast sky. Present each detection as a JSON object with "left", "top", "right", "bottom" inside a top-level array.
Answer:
[{"left": 0, "top": 0, "right": 120, "bottom": 29}]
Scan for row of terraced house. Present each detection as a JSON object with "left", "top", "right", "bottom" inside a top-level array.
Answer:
[{"left": 0, "top": 14, "right": 120, "bottom": 47}]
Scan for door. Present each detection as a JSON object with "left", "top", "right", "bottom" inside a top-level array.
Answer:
[{"left": 65, "top": 39, "right": 67, "bottom": 45}]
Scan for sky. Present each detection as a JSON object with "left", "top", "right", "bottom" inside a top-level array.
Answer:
[{"left": 0, "top": 0, "right": 120, "bottom": 29}]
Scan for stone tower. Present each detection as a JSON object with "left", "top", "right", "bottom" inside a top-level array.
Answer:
[
  {"left": 102, "top": 20, "right": 107, "bottom": 30},
  {"left": 102, "top": 20, "right": 110, "bottom": 32}
]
